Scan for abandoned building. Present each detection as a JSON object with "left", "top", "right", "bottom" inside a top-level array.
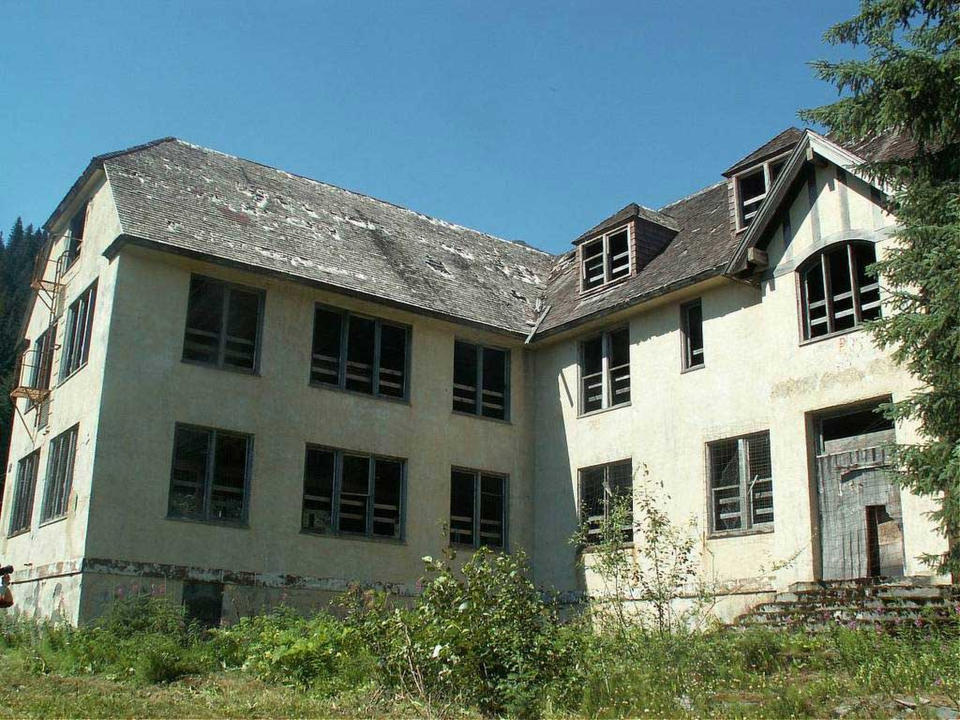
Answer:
[{"left": 1, "top": 127, "right": 948, "bottom": 625}]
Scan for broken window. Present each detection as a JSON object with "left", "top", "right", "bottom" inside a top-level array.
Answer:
[
  {"left": 60, "top": 282, "right": 96, "bottom": 380},
  {"left": 449, "top": 468, "right": 506, "bottom": 549},
  {"left": 26, "top": 323, "right": 57, "bottom": 416},
  {"left": 8, "top": 450, "right": 40, "bottom": 536},
  {"left": 799, "top": 242, "right": 880, "bottom": 340},
  {"left": 579, "top": 326, "right": 630, "bottom": 414},
  {"left": 63, "top": 202, "right": 87, "bottom": 270},
  {"left": 452, "top": 341, "right": 509, "bottom": 420},
  {"left": 168, "top": 424, "right": 251, "bottom": 524},
  {"left": 302, "top": 446, "right": 404, "bottom": 540},
  {"left": 578, "top": 459, "right": 633, "bottom": 544},
  {"left": 41, "top": 425, "right": 79, "bottom": 523},
  {"left": 708, "top": 431, "right": 773, "bottom": 534},
  {"left": 310, "top": 306, "right": 408, "bottom": 399},
  {"left": 182, "top": 582, "right": 223, "bottom": 628},
  {"left": 681, "top": 300, "right": 704, "bottom": 370},
  {"left": 182, "top": 275, "right": 263, "bottom": 372},
  {"left": 581, "top": 224, "right": 632, "bottom": 292},
  {"left": 735, "top": 153, "right": 791, "bottom": 229}
]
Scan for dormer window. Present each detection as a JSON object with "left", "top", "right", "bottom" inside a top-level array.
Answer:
[
  {"left": 735, "top": 154, "right": 789, "bottom": 230},
  {"left": 580, "top": 224, "right": 631, "bottom": 292}
]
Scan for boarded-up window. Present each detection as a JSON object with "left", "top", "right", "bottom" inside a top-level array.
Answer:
[
  {"left": 60, "top": 283, "right": 96, "bottom": 380},
  {"left": 8, "top": 451, "right": 40, "bottom": 536},
  {"left": 681, "top": 300, "right": 704, "bottom": 370},
  {"left": 182, "top": 275, "right": 263, "bottom": 371},
  {"left": 449, "top": 468, "right": 506, "bottom": 549},
  {"left": 452, "top": 341, "right": 509, "bottom": 420},
  {"left": 302, "top": 447, "right": 404, "bottom": 540},
  {"left": 580, "top": 224, "right": 632, "bottom": 292},
  {"left": 579, "top": 327, "right": 630, "bottom": 414},
  {"left": 800, "top": 242, "right": 880, "bottom": 340},
  {"left": 41, "top": 425, "right": 79, "bottom": 522},
  {"left": 708, "top": 431, "right": 773, "bottom": 534},
  {"left": 578, "top": 459, "right": 633, "bottom": 544},
  {"left": 168, "top": 424, "right": 251, "bottom": 524},
  {"left": 310, "top": 306, "right": 408, "bottom": 400}
]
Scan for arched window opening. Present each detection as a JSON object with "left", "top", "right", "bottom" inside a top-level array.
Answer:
[{"left": 799, "top": 242, "right": 881, "bottom": 340}]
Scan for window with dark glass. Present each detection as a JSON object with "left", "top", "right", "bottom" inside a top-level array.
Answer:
[
  {"left": 449, "top": 468, "right": 506, "bottom": 549},
  {"left": 681, "top": 300, "right": 704, "bottom": 370},
  {"left": 310, "top": 306, "right": 408, "bottom": 399},
  {"left": 8, "top": 450, "right": 40, "bottom": 536},
  {"left": 182, "top": 275, "right": 263, "bottom": 372},
  {"left": 581, "top": 224, "right": 631, "bottom": 292},
  {"left": 799, "top": 242, "right": 881, "bottom": 340},
  {"left": 168, "top": 424, "right": 251, "bottom": 523},
  {"left": 63, "top": 202, "right": 87, "bottom": 270},
  {"left": 41, "top": 425, "right": 79, "bottom": 522},
  {"left": 452, "top": 341, "right": 508, "bottom": 420},
  {"left": 578, "top": 459, "right": 633, "bottom": 544},
  {"left": 579, "top": 327, "right": 630, "bottom": 414},
  {"left": 26, "top": 323, "right": 56, "bottom": 413},
  {"left": 60, "top": 283, "right": 96, "bottom": 380},
  {"left": 708, "top": 431, "right": 773, "bottom": 534},
  {"left": 302, "top": 446, "right": 404, "bottom": 539}
]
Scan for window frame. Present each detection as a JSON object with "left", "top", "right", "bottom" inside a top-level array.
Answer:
[
  {"left": 797, "top": 241, "right": 882, "bottom": 343},
  {"left": 40, "top": 424, "right": 79, "bottom": 524},
  {"left": 577, "top": 459, "right": 634, "bottom": 546},
  {"left": 63, "top": 202, "right": 88, "bottom": 272},
  {"left": 680, "top": 299, "right": 705, "bottom": 372},
  {"left": 300, "top": 444, "right": 407, "bottom": 541},
  {"left": 707, "top": 431, "right": 774, "bottom": 537},
  {"left": 59, "top": 281, "right": 97, "bottom": 382},
  {"left": 579, "top": 223, "right": 633, "bottom": 293},
  {"left": 8, "top": 450, "right": 41, "bottom": 537},
  {"left": 309, "top": 303, "right": 411, "bottom": 402},
  {"left": 26, "top": 322, "right": 57, "bottom": 414},
  {"left": 448, "top": 466, "right": 508, "bottom": 550},
  {"left": 733, "top": 152, "right": 791, "bottom": 231},
  {"left": 181, "top": 274, "right": 265, "bottom": 374},
  {"left": 167, "top": 423, "right": 254, "bottom": 526},
  {"left": 451, "top": 340, "right": 511, "bottom": 422},
  {"left": 578, "top": 326, "right": 631, "bottom": 416}
]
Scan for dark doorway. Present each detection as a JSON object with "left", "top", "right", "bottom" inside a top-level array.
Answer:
[{"left": 182, "top": 581, "right": 223, "bottom": 628}]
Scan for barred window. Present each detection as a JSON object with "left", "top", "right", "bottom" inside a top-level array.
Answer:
[
  {"left": 182, "top": 275, "right": 263, "bottom": 372},
  {"left": 449, "top": 468, "right": 506, "bottom": 548},
  {"left": 452, "top": 341, "right": 509, "bottom": 420},
  {"left": 41, "top": 425, "right": 79, "bottom": 522},
  {"left": 61, "top": 283, "right": 96, "bottom": 380},
  {"left": 168, "top": 424, "right": 252, "bottom": 524},
  {"left": 708, "top": 431, "right": 774, "bottom": 533},
  {"left": 799, "top": 242, "right": 881, "bottom": 340},
  {"left": 310, "top": 306, "right": 409, "bottom": 399},
  {"left": 580, "top": 327, "right": 630, "bottom": 414},
  {"left": 8, "top": 451, "right": 40, "bottom": 535},
  {"left": 580, "top": 224, "right": 631, "bottom": 292},
  {"left": 302, "top": 447, "right": 404, "bottom": 540},
  {"left": 579, "top": 459, "right": 633, "bottom": 544}
]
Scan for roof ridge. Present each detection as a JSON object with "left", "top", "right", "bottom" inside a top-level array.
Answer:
[
  {"left": 158, "top": 139, "right": 555, "bottom": 259},
  {"left": 658, "top": 179, "right": 727, "bottom": 212}
]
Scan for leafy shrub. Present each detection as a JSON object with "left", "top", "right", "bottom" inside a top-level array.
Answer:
[
  {"left": 344, "top": 548, "right": 582, "bottom": 718},
  {"left": 212, "top": 607, "right": 374, "bottom": 693}
]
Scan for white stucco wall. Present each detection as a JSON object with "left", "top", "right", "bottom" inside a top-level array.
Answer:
[
  {"left": 0, "top": 173, "right": 123, "bottom": 623},
  {"left": 530, "top": 163, "right": 946, "bottom": 606}
]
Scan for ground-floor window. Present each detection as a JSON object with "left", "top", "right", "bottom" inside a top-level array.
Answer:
[
  {"left": 708, "top": 431, "right": 773, "bottom": 534},
  {"left": 168, "top": 424, "right": 252, "bottom": 524},
  {"left": 578, "top": 459, "right": 633, "bottom": 544},
  {"left": 449, "top": 468, "right": 507, "bottom": 548}
]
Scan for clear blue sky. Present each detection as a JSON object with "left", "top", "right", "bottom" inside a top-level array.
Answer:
[{"left": 1, "top": 0, "right": 856, "bottom": 254}]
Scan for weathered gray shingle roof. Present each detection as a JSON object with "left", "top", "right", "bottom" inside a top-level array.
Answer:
[
  {"left": 537, "top": 181, "right": 735, "bottom": 335},
  {"left": 723, "top": 127, "right": 805, "bottom": 177},
  {"left": 103, "top": 139, "right": 554, "bottom": 335}
]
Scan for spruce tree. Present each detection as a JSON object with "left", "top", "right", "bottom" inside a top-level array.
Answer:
[{"left": 801, "top": 0, "right": 960, "bottom": 577}]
